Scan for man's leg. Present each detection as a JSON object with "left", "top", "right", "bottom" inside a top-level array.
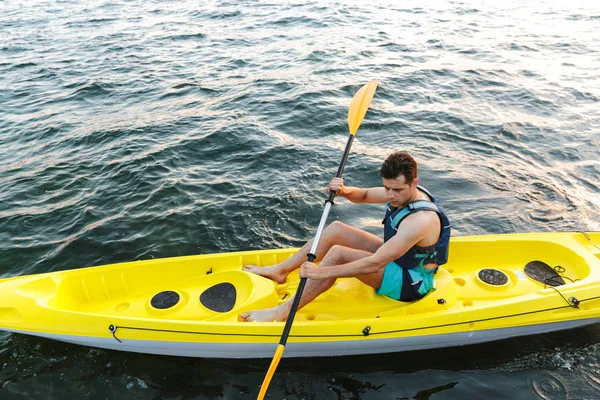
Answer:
[
  {"left": 243, "top": 221, "right": 382, "bottom": 283},
  {"left": 240, "top": 245, "right": 385, "bottom": 322}
]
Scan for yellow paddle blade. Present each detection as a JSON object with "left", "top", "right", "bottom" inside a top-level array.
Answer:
[
  {"left": 257, "top": 344, "right": 285, "bottom": 400},
  {"left": 348, "top": 80, "right": 378, "bottom": 136}
]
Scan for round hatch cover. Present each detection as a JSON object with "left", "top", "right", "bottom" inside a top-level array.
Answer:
[
  {"left": 478, "top": 269, "right": 509, "bottom": 286},
  {"left": 151, "top": 290, "right": 180, "bottom": 309}
]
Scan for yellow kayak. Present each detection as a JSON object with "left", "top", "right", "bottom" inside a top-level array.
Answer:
[{"left": 1, "top": 232, "right": 599, "bottom": 358}]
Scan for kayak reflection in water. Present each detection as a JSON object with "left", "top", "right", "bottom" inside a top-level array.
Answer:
[{"left": 240, "top": 151, "right": 451, "bottom": 322}]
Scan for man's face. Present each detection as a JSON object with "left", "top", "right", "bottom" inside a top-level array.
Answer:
[{"left": 382, "top": 175, "right": 418, "bottom": 208}]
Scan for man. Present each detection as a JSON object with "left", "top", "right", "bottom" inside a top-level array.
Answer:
[{"left": 240, "top": 151, "right": 451, "bottom": 322}]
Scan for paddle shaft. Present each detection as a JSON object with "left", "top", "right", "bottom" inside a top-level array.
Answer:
[
  {"left": 279, "top": 133, "right": 355, "bottom": 344},
  {"left": 256, "top": 135, "right": 355, "bottom": 399},
  {"left": 258, "top": 80, "right": 377, "bottom": 400}
]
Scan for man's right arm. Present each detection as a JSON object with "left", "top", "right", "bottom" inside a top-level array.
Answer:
[{"left": 327, "top": 178, "right": 388, "bottom": 204}]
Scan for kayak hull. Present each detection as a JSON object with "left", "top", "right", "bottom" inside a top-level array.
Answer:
[
  {"left": 1, "top": 232, "right": 600, "bottom": 358},
  {"left": 7, "top": 317, "right": 600, "bottom": 358}
]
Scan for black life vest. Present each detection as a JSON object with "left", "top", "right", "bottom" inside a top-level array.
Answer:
[{"left": 382, "top": 186, "right": 451, "bottom": 270}]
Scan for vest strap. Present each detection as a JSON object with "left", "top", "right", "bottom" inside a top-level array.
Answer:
[
  {"left": 389, "top": 200, "right": 440, "bottom": 231},
  {"left": 414, "top": 253, "right": 438, "bottom": 295}
]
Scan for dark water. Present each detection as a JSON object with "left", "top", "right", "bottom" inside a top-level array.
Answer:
[{"left": 1, "top": 0, "right": 599, "bottom": 398}]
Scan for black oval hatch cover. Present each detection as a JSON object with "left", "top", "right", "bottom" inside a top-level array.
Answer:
[
  {"left": 151, "top": 290, "right": 180, "bottom": 309},
  {"left": 199, "top": 282, "right": 237, "bottom": 312},
  {"left": 524, "top": 261, "right": 565, "bottom": 286}
]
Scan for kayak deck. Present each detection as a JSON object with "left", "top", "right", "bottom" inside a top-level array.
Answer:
[{"left": 6, "top": 232, "right": 600, "bottom": 322}]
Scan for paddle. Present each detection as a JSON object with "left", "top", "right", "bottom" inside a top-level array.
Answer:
[{"left": 256, "top": 80, "right": 378, "bottom": 400}]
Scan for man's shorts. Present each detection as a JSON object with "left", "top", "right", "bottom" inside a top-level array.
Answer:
[{"left": 376, "top": 262, "right": 431, "bottom": 302}]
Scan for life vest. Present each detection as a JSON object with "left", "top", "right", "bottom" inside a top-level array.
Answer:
[{"left": 382, "top": 186, "right": 451, "bottom": 272}]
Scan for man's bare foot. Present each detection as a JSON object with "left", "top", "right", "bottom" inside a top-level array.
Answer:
[
  {"left": 240, "top": 307, "right": 288, "bottom": 322},
  {"left": 242, "top": 264, "right": 287, "bottom": 284}
]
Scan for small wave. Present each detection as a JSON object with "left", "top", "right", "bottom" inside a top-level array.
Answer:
[
  {"left": 0, "top": 45, "right": 29, "bottom": 53},
  {"left": 378, "top": 42, "right": 413, "bottom": 53},
  {"left": 224, "top": 58, "right": 250, "bottom": 69},
  {"left": 0, "top": 189, "right": 93, "bottom": 220},
  {"left": 87, "top": 18, "right": 117, "bottom": 24},
  {"left": 7, "top": 62, "right": 37, "bottom": 71},
  {"left": 272, "top": 15, "right": 324, "bottom": 28},
  {"left": 460, "top": 74, "right": 509, "bottom": 88},
  {"left": 506, "top": 43, "right": 539, "bottom": 52},
  {"left": 164, "top": 33, "right": 207, "bottom": 41},
  {"left": 207, "top": 10, "right": 242, "bottom": 20},
  {"left": 541, "top": 42, "right": 591, "bottom": 54},
  {"left": 455, "top": 8, "right": 480, "bottom": 14},
  {"left": 171, "top": 82, "right": 198, "bottom": 90},
  {"left": 303, "top": 49, "right": 330, "bottom": 63},
  {"left": 570, "top": 89, "right": 598, "bottom": 103},
  {"left": 64, "top": 81, "right": 117, "bottom": 99},
  {"left": 44, "top": 212, "right": 123, "bottom": 259}
]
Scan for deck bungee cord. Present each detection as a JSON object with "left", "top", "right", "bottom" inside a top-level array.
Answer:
[
  {"left": 107, "top": 293, "right": 599, "bottom": 342},
  {"left": 579, "top": 231, "right": 600, "bottom": 251},
  {"left": 541, "top": 265, "right": 581, "bottom": 308}
]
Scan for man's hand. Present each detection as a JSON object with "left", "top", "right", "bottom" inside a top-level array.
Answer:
[
  {"left": 299, "top": 261, "right": 328, "bottom": 280},
  {"left": 326, "top": 177, "right": 346, "bottom": 197}
]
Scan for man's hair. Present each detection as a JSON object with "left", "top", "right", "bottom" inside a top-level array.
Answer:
[{"left": 379, "top": 152, "right": 418, "bottom": 182}]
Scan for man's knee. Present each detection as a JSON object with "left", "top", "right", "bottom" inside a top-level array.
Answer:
[
  {"left": 323, "top": 245, "right": 347, "bottom": 263},
  {"left": 326, "top": 220, "right": 348, "bottom": 235}
]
